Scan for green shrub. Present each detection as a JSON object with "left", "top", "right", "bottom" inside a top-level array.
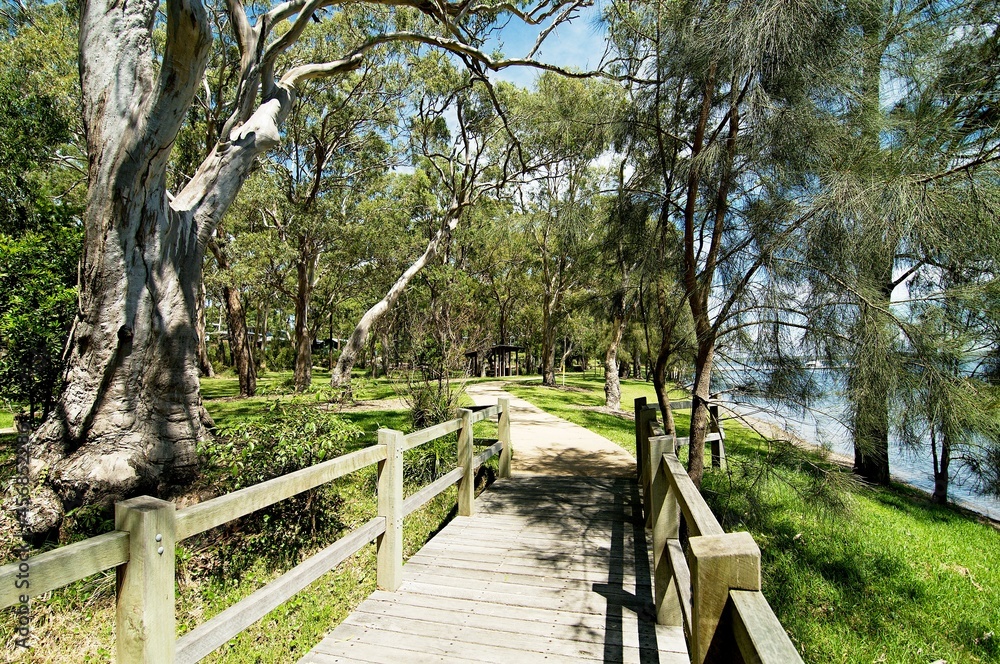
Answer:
[
  {"left": 403, "top": 379, "right": 465, "bottom": 429},
  {"left": 198, "top": 402, "right": 365, "bottom": 572}
]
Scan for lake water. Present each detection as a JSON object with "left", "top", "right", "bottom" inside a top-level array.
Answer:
[{"left": 711, "top": 368, "right": 1000, "bottom": 521}]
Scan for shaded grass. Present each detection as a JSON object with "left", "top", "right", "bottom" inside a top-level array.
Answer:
[{"left": 511, "top": 377, "right": 1000, "bottom": 664}]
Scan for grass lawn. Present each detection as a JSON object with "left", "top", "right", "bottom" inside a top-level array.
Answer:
[{"left": 509, "top": 374, "right": 1000, "bottom": 664}]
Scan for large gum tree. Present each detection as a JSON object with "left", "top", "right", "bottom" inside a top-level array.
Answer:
[{"left": 26, "top": 0, "right": 595, "bottom": 535}]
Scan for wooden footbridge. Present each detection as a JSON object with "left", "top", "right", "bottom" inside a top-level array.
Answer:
[{"left": 3, "top": 392, "right": 802, "bottom": 663}]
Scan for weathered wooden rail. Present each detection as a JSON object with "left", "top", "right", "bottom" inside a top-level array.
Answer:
[
  {"left": 1, "top": 399, "right": 511, "bottom": 663},
  {"left": 634, "top": 397, "right": 803, "bottom": 664}
]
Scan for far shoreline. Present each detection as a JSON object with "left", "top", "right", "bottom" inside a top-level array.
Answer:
[{"left": 720, "top": 405, "right": 1000, "bottom": 529}]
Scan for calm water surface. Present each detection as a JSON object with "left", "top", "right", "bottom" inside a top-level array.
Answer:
[{"left": 712, "top": 367, "right": 1000, "bottom": 521}]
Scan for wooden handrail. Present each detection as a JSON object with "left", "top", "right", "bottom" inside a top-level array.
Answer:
[
  {"left": 635, "top": 397, "right": 802, "bottom": 664},
  {"left": 2, "top": 397, "right": 513, "bottom": 664},
  {"left": 0, "top": 531, "right": 129, "bottom": 610},
  {"left": 659, "top": 450, "right": 724, "bottom": 537},
  {"left": 176, "top": 444, "right": 388, "bottom": 541}
]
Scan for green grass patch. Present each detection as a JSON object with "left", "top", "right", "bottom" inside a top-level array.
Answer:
[{"left": 511, "top": 376, "right": 1000, "bottom": 664}]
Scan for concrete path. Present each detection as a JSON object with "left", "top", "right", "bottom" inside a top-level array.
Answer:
[{"left": 466, "top": 382, "right": 636, "bottom": 478}]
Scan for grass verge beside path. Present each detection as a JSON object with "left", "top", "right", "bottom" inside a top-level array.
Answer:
[{"left": 509, "top": 374, "right": 1000, "bottom": 664}]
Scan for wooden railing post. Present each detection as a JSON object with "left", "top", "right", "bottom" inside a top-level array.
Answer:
[
  {"left": 457, "top": 408, "right": 474, "bottom": 516},
  {"left": 498, "top": 398, "right": 512, "bottom": 479},
  {"left": 115, "top": 496, "right": 176, "bottom": 664},
  {"left": 688, "top": 532, "right": 761, "bottom": 664},
  {"left": 377, "top": 428, "right": 404, "bottom": 591},
  {"left": 709, "top": 404, "right": 726, "bottom": 469},
  {"left": 649, "top": 434, "right": 682, "bottom": 626}
]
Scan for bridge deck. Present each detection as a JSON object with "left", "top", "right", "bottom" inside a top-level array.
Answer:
[{"left": 302, "top": 476, "right": 688, "bottom": 663}]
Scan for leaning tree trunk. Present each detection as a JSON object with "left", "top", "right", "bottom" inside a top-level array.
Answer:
[
  {"left": 26, "top": 0, "right": 303, "bottom": 535},
  {"left": 652, "top": 342, "right": 677, "bottom": 437},
  {"left": 331, "top": 213, "right": 459, "bottom": 392}
]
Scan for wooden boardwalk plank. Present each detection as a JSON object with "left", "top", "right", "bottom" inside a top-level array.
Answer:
[{"left": 302, "top": 476, "right": 689, "bottom": 663}]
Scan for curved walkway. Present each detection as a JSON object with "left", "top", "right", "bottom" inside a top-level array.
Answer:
[{"left": 466, "top": 382, "right": 636, "bottom": 478}]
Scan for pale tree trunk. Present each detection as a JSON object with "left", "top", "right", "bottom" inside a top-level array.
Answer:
[
  {"left": 604, "top": 314, "right": 626, "bottom": 410},
  {"left": 197, "top": 282, "right": 215, "bottom": 377},
  {"left": 331, "top": 212, "right": 460, "bottom": 392},
  {"left": 26, "top": 0, "right": 302, "bottom": 534},
  {"left": 560, "top": 337, "right": 574, "bottom": 375},
  {"left": 209, "top": 238, "right": 256, "bottom": 396}
]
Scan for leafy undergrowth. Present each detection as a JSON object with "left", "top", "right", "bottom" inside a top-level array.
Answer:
[
  {"left": 0, "top": 398, "right": 499, "bottom": 662},
  {"left": 511, "top": 376, "right": 1000, "bottom": 664}
]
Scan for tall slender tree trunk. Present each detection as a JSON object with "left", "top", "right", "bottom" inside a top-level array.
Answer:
[
  {"left": 541, "top": 303, "right": 557, "bottom": 386},
  {"left": 652, "top": 345, "right": 677, "bottom": 437},
  {"left": 604, "top": 315, "right": 626, "bottom": 410},
  {"left": 850, "top": 300, "right": 892, "bottom": 485},
  {"left": 209, "top": 239, "right": 256, "bottom": 397},
  {"left": 197, "top": 282, "right": 215, "bottom": 377},
  {"left": 332, "top": 214, "right": 459, "bottom": 392},
  {"left": 225, "top": 285, "right": 257, "bottom": 397},
  {"left": 849, "top": 17, "right": 893, "bottom": 486},
  {"left": 258, "top": 307, "right": 269, "bottom": 371},
  {"left": 688, "top": 341, "right": 715, "bottom": 488},
  {"left": 931, "top": 427, "right": 951, "bottom": 504},
  {"left": 293, "top": 248, "right": 316, "bottom": 392}
]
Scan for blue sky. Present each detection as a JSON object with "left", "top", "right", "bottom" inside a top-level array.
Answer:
[{"left": 481, "top": 2, "right": 609, "bottom": 89}]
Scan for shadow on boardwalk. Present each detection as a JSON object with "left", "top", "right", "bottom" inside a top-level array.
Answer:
[{"left": 302, "top": 384, "right": 687, "bottom": 663}]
